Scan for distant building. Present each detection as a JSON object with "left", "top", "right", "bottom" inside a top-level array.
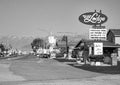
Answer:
[{"left": 107, "top": 29, "right": 120, "bottom": 44}]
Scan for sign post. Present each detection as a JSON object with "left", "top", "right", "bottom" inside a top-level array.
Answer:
[
  {"left": 48, "top": 35, "right": 56, "bottom": 58},
  {"left": 79, "top": 10, "right": 108, "bottom": 65}
]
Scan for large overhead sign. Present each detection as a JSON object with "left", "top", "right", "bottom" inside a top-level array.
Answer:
[
  {"left": 89, "top": 29, "right": 107, "bottom": 40},
  {"left": 48, "top": 36, "right": 56, "bottom": 44},
  {"left": 79, "top": 11, "right": 107, "bottom": 25},
  {"left": 94, "top": 42, "right": 103, "bottom": 55}
]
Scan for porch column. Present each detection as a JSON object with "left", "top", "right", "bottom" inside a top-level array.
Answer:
[
  {"left": 118, "top": 48, "right": 120, "bottom": 57},
  {"left": 89, "top": 47, "right": 92, "bottom": 55}
]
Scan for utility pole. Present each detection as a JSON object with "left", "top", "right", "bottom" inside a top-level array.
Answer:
[
  {"left": 62, "top": 35, "right": 69, "bottom": 58},
  {"left": 65, "top": 36, "right": 69, "bottom": 58}
]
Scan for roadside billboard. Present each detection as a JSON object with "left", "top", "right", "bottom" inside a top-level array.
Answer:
[
  {"left": 89, "top": 28, "right": 107, "bottom": 40},
  {"left": 48, "top": 36, "right": 56, "bottom": 44},
  {"left": 79, "top": 11, "right": 107, "bottom": 25}
]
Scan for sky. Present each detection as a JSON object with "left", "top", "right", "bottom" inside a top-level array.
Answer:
[{"left": 0, "top": 0, "right": 120, "bottom": 37}]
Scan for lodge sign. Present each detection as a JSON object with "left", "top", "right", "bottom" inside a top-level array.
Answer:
[{"left": 79, "top": 12, "right": 107, "bottom": 25}]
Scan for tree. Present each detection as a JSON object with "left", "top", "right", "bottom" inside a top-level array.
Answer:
[
  {"left": 31, "top": 38, "right": 45, "bottom": 52},
  {"left": 0, "top": 43, "right": 5, "bottom": 52}
]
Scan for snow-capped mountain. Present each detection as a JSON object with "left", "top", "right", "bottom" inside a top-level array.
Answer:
[
  {"left": 0, "top": 35, "right": 34, "bottom": 51},
  {"left": 0, "top": 34, "right": 88, "bottom": 51}
]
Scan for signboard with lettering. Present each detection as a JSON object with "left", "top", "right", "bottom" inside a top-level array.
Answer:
[
  {"left": 94, "top": 43, "right": 103, "bottom": 55},
  {"left": 48, "top": 36, "right": 56, "bottom": 44},
  {"left": 89, "top": 29, "right": 107, "bottom": 40},
  {"left": 79, "top": 12, "right": 107, "bottom": 25}
]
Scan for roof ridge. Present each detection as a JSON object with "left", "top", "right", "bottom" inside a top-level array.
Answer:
[{"left": 109, "top": 29, "right": 120, "bottom": 35}]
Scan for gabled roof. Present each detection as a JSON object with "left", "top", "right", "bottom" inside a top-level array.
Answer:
[{"left": 108, "top": 29, "right": 120, "bottom": 36}]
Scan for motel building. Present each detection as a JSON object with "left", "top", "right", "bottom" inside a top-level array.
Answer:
[
  {"left": 107, "top": 29, "right": 120, "bottom": 59},
  {"left": 74, "top": 10, "right": 120, "bottom": 66},
  {"left": 74, "top": 36, "right": 120, "bottom": 66}
]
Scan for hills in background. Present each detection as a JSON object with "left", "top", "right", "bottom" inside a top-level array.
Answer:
[
  {"left": 0, "top": 36, "right": 33, "bottom": 51},
  {"left": 0, "top": 34, "right": 88, "bottom": 51}
]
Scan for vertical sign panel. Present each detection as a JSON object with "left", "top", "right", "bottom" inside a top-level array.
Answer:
[{"left": 94, "top": 43, "right": 103, "bottom": 55}]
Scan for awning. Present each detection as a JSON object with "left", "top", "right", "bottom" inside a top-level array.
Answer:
[{"left": 75, "top": 39, "right": 120, "bottom": 48}]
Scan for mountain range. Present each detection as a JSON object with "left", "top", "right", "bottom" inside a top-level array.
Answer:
[
  {"left": 0, "top": 34, "right": 88, "bottom": 51},
  {"left": 0, "top": 35, "right": 33, "bottom": 51}
]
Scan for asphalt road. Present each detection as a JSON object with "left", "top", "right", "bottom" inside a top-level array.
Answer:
[{"left": 0, "top": 54, "right": 120, "bottom": 85}]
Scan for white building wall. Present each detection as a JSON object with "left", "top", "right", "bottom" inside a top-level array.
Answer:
[
  {"left": 115, "top": 37, "right": 120, "bottom": 44},
  {"left": 115, "top": 37, "right": 120, "bottom": 57}
]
